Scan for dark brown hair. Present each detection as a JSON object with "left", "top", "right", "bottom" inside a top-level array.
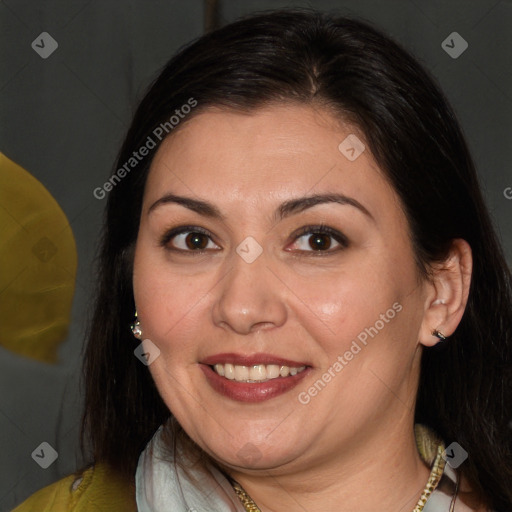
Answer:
[{"left": 80, "top": 10, "right": 512, "bottom": 509}]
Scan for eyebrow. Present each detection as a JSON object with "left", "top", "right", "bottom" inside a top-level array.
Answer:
[{"left": 148, "top": 193, "right": 374, "bottom": 222}]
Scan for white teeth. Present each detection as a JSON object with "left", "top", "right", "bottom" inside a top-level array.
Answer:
[
  {"left": 234, "top": 365, "right": 249, "bottom": 381},
  {"left": 212, "top": 363, "right": 306, "bottom": 382},
  {"left": 224, "top": 363, "right": 235, "bottom": 380},
  {"left": 249, "top": 364, "right": 266, "bottom": 380},
  {"left": 266, "top": 364, "right": 280, "bottom": 379}
]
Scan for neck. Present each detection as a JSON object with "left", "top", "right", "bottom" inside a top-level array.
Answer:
[{"left": 227, "top": 417, "right": 431, "bottom": 512}]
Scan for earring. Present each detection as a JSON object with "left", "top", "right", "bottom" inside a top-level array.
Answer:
[
  {"left": 131, "top": 311, "right": 142, "bottom": 339},
  {"left": 432, "top": 329, "right": 447, "bottom": 341}
]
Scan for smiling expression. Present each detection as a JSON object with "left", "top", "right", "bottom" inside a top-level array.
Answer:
[{"left": 132, "top": 104, "right": 430, "bottom": 472}]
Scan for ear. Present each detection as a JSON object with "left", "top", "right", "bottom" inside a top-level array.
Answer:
[{"left": 419, "top": 239, "right": 473, "bottom": 347}]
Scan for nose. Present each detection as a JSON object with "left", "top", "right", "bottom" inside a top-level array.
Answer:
[{"left": 211, "top": 248, "right": 287, "bottom": 335}]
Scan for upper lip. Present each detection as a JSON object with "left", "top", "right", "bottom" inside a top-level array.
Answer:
[{"left": 201, "top": 353, "right": 309, "bottom": 367}]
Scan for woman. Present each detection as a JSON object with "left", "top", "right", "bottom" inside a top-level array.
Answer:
[{"left": 14, "top": 9, "right": 512, "bottom": 512}]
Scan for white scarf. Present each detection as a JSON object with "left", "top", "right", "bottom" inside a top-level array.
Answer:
[
  {"left": 135, "top": 424, "right": 245, "bottom": 512},
  {"left": 136, "top": 424, "right": 466, "bottom": 512}
]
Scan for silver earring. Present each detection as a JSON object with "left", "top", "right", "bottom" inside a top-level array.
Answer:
[
  {"left": 432, "top": 329, "right": 447, "bottom": 341},
  {"left": 131, "top": 311, "right": 142, "bottom": 339}
]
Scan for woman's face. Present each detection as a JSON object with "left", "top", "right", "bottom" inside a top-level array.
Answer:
[{"left": 133, "top": 104, "right": 430, "bottom": 473}]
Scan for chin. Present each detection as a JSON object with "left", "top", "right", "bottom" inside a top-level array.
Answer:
[{"left": 202, "top": 438, "right": 304, "bottom": 472}]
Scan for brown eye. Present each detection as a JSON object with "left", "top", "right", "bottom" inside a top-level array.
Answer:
[
  {"left": 289, "top": 225, "right": 349, "bottom": 254},
  {"left": 184, "top": 232, "right": 209, "bottom": 250},
  {"left": 160, "top": 226, "right": 220, "bottom": 253},
  {"left": 308, "top": 233, "right": 332, "bottom": 251}
]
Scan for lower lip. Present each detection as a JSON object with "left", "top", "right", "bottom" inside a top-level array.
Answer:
[{"left": 200, "top": 364, "right": 310, "bottom": 403}]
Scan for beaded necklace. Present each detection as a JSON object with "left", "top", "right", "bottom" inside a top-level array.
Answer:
[{"left": 231, "top": 430, "right": 456, "bottom": 511}]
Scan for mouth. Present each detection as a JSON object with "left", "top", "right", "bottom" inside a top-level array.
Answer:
[
  {"left": 200, "top": 353, "right": 311, "bottom": 402},
  {"left": 211, "top": 363, "right": 307, "bottom": 382}
]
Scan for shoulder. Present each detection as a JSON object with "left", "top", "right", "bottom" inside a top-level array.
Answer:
[{"left": 12, "top": 462, "right": 137, "bottom": 512}]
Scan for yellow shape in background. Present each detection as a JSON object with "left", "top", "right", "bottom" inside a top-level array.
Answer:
[{"left": 0, "top": 153, "right": 77, "bottom": 364}]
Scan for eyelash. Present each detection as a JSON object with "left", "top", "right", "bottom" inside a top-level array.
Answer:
[
  {"left": 159, "top": 223, "right": 349, "bottom": 256},
  {"left": 289, "top": 224, "right": 349, "bottom": 256}
]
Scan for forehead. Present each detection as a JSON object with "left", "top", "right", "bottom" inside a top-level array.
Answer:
[{"left": 143, "top": 104, "right": 400, "bottom": 219}]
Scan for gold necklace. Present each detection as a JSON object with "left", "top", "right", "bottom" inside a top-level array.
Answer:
[
  {"left": 232, "top": 433, "right": 451, "bottom": 512},
  {"left": 232, "top": 482, "right": 262, "bottom": 512},
  {"left": 411, "top": 443, "right": 446, "bottom": 512}
]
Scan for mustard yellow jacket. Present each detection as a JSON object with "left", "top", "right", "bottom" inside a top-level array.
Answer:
[{"left": 12, "top": 463, "right": 137, "bottom": 512}]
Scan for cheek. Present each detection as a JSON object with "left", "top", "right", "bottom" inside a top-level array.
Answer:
[
  {"left": 287, "top": 261, "right": 402, "bottom": 349},
  {"left": 132, "top": 245, "right": 212, "bottom": 354},
  {"left": 288, "top": 255, "right": 422, "bottom": 392}
]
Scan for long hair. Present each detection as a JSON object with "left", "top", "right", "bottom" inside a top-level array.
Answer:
[{"left": 80, "top": 10, "right": 512, "bottom": 509}]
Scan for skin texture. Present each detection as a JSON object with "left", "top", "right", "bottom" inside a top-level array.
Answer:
[{"left": 132, "top": 104, "right": 472, "bottom": 511}]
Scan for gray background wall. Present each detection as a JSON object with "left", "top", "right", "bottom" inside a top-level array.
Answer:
[{"left": 1, "top": 1, "right": 510, "bottom": 510}]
